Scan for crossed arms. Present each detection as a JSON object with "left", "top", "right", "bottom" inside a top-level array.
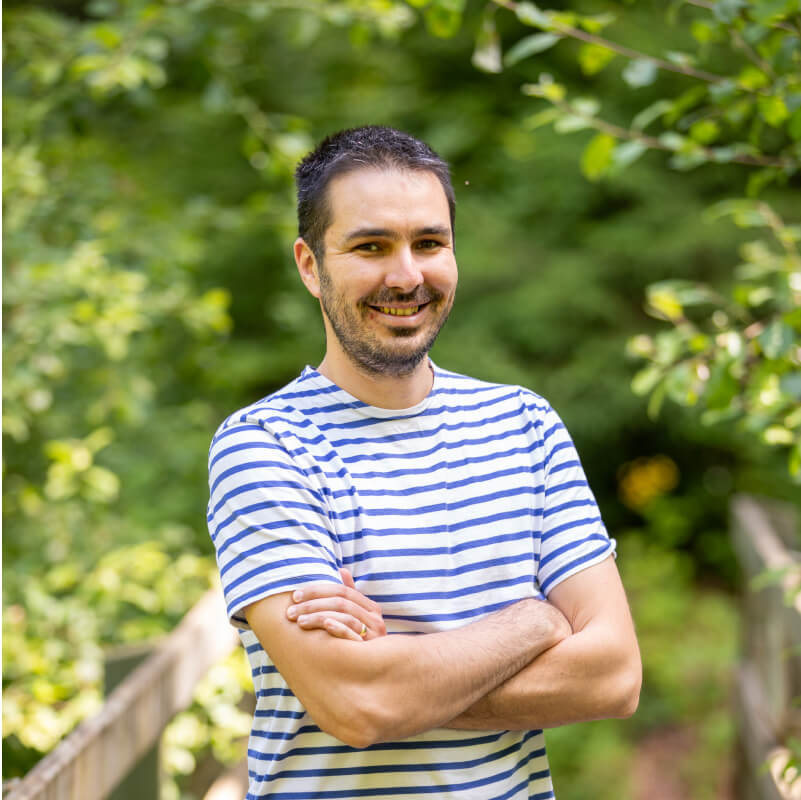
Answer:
[{"left": 243, "top": 555, "right": 641, "bottom": 748}]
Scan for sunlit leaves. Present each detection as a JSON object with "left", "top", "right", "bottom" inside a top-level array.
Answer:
[
  {"left": 578, "top": 43, "right": 616, "bottom": 76},
  {"left": 629, "top": 210, "right": 801, "bottom": 478},
  {"left": 472, "top": 10, "right": 502, "bottom": 73},
  {"left": 503, "top": 32, "right": 562, "bottom": 67},
  {"left": 580, "top": 132, "right": 616, "bottom": 180},
  {"left": 622, "top": 58, "right": 658, "bottom": 88}
]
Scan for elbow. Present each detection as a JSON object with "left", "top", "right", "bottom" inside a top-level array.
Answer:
[
  {"left": 312, "top": 685, "right": 396, "bottom": 749},
  {"left": 612, "top": 658, "right": 642, "bottom": 719}
]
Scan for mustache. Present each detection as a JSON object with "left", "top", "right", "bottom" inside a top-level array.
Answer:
[{"left": 362, "top": 288, "right": 441, "bottom": 306}]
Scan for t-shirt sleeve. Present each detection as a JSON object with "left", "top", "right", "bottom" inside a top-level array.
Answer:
[
  {"left": 536, "top": 401, "right": 616, "bottom": 596},
  {"left": 207, "top": 416, "right": 341, "bottom": 629}
]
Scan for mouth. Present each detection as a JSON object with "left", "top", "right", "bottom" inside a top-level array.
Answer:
[
  {"left": 374, "top": 305, "right": 422, "bottom": 316},
  {"left": 368, "top": 302, "right": 430, "bottom": 318}
]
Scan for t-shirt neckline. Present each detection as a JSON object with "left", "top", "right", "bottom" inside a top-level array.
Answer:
[{"left": 299, "top": 362, "right": 439, "bottom": 419}]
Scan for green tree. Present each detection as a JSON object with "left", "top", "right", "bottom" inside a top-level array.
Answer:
[
  {"left": 2, "top": 0, "right": 412, "bottom": 790},
  {"left": 466, "top": 0, "right": 801, "bottom": 478}
]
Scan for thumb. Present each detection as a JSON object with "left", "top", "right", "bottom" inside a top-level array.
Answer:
[{"left": 339, "top": 567, "right": 356, "bottom": 589}]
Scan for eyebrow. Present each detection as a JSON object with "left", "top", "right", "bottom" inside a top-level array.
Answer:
[{"left": 343, "top": 225, "right": 451, "bottom": 243}]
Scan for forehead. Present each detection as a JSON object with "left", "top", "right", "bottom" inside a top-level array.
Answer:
[{"left": 325, "top": 168, "right": 450, "bottom": 238}]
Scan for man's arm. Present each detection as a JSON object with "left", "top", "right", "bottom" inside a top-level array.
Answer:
[
  {"left": 244, "top": 591, "right": 570, "bottom": 748},
  {"left": 288, "top": 556, "right": 640, "bottom": 731},
  {"left": 448, "top": 556, "right": 641, "bottom": 730}
]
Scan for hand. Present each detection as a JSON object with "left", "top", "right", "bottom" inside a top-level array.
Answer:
[{"left": 285, "top": 568, "right": 387, "bottom": 641}]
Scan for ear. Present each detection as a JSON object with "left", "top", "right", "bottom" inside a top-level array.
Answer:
[{"left": 294, "top": 237, "right": 321, "bottom": 299}]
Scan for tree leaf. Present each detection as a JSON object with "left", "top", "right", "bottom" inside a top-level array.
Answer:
[
  {"left": 554, "top": 114, "right": 594, "bottom": 133},
  {"left": 578, "top": 43, "right": 616, "bottom": 75},
  {"left": 515, "top": 2, "right": 553, "bottom": 29},
  {"left": 611, "top": 139, "right": 648, "bottom": 171},
  {"left": 472, "top": 14, "right": 502, "bottom": 73},
  {"left": 523, "top": 108, "right": 560, "bottom": 130},
  {"left": 632, "top": 99, "right": 672, "bottom": 131},
  {"left": 759, "top": 321, "right": 795, "bottom": 359},
  {"left": 689, "top": 119, "right": 720, "bottom": 144},
  {"left": 713, "top": 0, "right": 748, "bottom": 24},
  {"left": 757, "top": 94, "right": 789, "bottom": 127},
  {"left": 623, "top": 58, "right": 658, "bottom": 88},
  {"left": 580, "top": 132, "right": 616, "bottom": 180},
  {"left": 504, "top": 33, "right": 562, "bottom": 66}
]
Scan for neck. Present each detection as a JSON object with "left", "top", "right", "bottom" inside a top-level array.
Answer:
[{"left": 316, "top": 352, "right": 434, "bottom": 409}]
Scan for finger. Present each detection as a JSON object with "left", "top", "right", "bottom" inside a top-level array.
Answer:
[
  {"left": 293, "top": 582, "right": 380, "bottom": 614},
  {"left": 296, "top": 611, "right": 365, "bottom": 639},
  {"left": 339, "top": 567, "right": 356, "bottom": 589},
  {"left": 287, "top": 597, "right": 369, "bottom": 621},
  {"left": 323, "top": 617, "right": 363, "bottom": 642}
]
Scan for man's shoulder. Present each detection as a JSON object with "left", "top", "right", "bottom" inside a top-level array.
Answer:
[
  {"left": 433, "top": 365, "right": 551, "bottom": 411},
  {"left": 210, "top": 368, "right": 327, "bottom": 445}
]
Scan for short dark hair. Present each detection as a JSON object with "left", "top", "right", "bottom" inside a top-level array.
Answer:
[{"left": 295, "top": 125, "right": 455, "bottom": 261}]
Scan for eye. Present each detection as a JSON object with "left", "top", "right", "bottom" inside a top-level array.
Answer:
[
  {"left": 354, "top": 242, "right": 381, "bottom": 253},
  {"left": 416, "top": 239, "right": 443, "bottom": 251}
]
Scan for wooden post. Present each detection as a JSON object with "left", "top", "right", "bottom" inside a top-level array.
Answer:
[
  {"left": 731, "top": 494, "right": 801, "bottom": 800},
  {"left": 104, "top": 641, "right": 160, "bottom": 800}
]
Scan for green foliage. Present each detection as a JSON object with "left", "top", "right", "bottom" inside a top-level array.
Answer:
[
  {"left": 473, "top": 0, "right": 801, "bottom": 479},
  {"left": 2, "top": 0, "right": 412, "bottom": 788},
  {"left": 628, "top": 200, "right": 801, "bottom": 475},
  {"left": 3, "top": 0, "right": 797, "bottom": 794}
]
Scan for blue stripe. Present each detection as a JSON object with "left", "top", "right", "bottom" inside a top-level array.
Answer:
[
  {"left": 540, "top": 542, "right": 613, "bottom": 593},
  {"left": 247, "top": 731, "right": 513, "bottom": 760},
  {"left": 346, "top": 463, "right": 541, "bottom": 499},
  {"left": 210, "top": 458, "right": 307, "bottom": 498},
  {"left": 346, "top": 443, "right": 545, "bottom": 481},
  {"left": 343, "top": 529, "right": 534, "bottom": 566},
  {"left": 224, "top": 555, "right": 334, "bottom": 595},
  {"left": 220, "top": 537, "right": 337, "bottom": 578},
  {"left": 215, "top": 516, "right": 335, "bottom": 556},
  {"left": 213, "top": 498, "right": 330, "bottom": 541},
  {"left": 358, "top": 552, "right": 536, "bottom": 584},
  {"left": 248, "top": 737, "right": 532, "bottom": 782},
  {"left": 542, "top": 497, "right": 597, "bottom": 518},
  {"left": 336, "top": 507, "right": 539, "bottom": 542},
  {"left": 383, "top": 597, "right": 521, "bottom": 624},
  {"left": 246, "top": 740, "right": 546, "bottom": 798},
  {"left": 363, "top": 484, "right": 540, "bottom": 518},
  {"left": 370, "top": 574, "right": 533, "bottom": 604},
  {"left": 208, "top": 479, "right": 327, "bottom": 520},
  {"left": 228, "top": 573, "right": 338, "bottom": 618}
]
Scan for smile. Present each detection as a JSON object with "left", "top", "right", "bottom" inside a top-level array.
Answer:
[{"left": 376, "top": 306, "right": 420, "bottom": 316}]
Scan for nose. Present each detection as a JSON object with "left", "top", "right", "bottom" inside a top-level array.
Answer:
[{"left": 384, "top": 246, "right": 423, "bottom": 292}]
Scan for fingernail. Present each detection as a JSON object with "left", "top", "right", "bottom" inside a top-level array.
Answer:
[
  {"left": 286, "top": 605, "right": 297, "bottom": 620},
  {"left": 293, "top": 590, "right": 304, "bottom": 602},
  {"left": 297, "top": 615, "right": 308, "bottom": 625}
]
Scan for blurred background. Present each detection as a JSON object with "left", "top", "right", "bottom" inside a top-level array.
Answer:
[{"left": 3, "top": 1, "right": 800, "bottom": 798}]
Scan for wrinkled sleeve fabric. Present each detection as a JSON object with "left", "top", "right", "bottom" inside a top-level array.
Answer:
[
  {"left": 207, "top": 416, "right": 341, "bottom": 630},
  {"left": 533, "top": 398, "right": 615, "bottom": 596}
]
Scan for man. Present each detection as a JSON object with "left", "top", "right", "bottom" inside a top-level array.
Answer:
[{"left": 207, "top": 125, "right": 641, "bottom": 799}]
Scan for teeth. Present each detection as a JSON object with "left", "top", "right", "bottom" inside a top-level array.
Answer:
[{"left": 379, "top": 306, "right": 419, "bottom": 316}]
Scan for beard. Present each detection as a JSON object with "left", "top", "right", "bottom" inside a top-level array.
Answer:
[{"left": 317, "top": 261, "right": 453, "bottom": 377}]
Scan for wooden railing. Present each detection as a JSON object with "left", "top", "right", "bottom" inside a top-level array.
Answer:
[
  {"left": 731, "top": 494, "right": 801, "bottom": 800},
  {"left": 4, "top": 589, "right": 239, "bottom": 800}
]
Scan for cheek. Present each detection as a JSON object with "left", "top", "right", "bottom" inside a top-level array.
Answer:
[{"left": 429, "top": 261, "right": 458, "bottom": 295}]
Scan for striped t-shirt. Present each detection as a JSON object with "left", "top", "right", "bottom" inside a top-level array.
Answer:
[{"left": 207, "top": 363, "right": 615, "bottom": 800}]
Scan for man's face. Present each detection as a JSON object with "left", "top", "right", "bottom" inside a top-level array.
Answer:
[{"left": 311, "top": 167, "right": 457, "bottom": 377}]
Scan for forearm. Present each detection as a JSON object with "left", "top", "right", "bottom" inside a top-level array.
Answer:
[
  {"left": 447, "top": 620, "right": 641, "bottom": 730},
  {"left": 246, "top": 593, "right": 570, "bottom": 747}
]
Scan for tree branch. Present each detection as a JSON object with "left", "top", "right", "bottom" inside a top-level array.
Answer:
[
  {"left": 532, "top": 93, "right": 796, "bottom": 169},
  {"left": 493, "top": 0, "right": 726, "bottom": 83}
]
